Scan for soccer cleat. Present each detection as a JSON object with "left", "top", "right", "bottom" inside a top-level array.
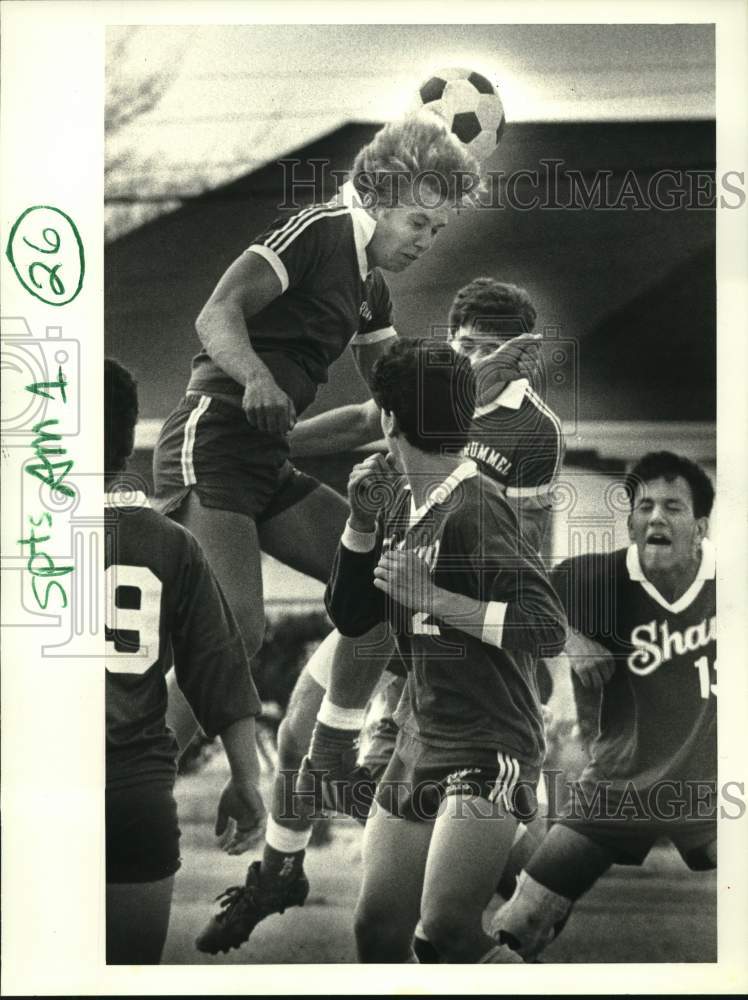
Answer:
[{"left": 194, "top": 860, "right": 309, "bottom": 954}]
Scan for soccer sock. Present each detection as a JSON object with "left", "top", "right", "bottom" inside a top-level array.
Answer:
[
  {"left": 491, "top": 870, "right": 572, "bottom": 959},
  {"left": 259, "top": 817, "right": 310, "bottom": 885},
  {"left": 479, "top": 943, "right": 524, "bottom": 964},
  {"left": 307, "top": 699, "right": 366, "bottom": 772},
  {"left": 413, "top": 921, "right": 439, "bottom": 964},
  {"left": 496, "top": 824, "right": 538, "bottom": 899}
]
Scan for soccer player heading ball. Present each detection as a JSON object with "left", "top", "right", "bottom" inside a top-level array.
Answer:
[{"left": 152, "top": 113, "right": 485, "bottom": 682}]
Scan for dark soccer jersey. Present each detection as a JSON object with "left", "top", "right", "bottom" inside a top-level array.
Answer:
[
  {"left": 326, "top": 463, "right": 567, "bottom": 765},
  {"left": 550, "top": 542, "right": 716, "bottom": 791},
  {"left": 462, "top": 378, "right": 564, "bottom": 500},
  {"left": 105, "top": 493, "right": 261, "bottom": 789},
  {"left": 188, "top": 186, "right": 395, "bottom": 416}
]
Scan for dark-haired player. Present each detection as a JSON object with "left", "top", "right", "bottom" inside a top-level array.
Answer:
[
  {"left": 191, "top": 279, "right": 554, "bottom": 956},
  {"left": 491, "top": 451, "right": 716, "bottom": 959},
  {"left": 105, "top": 359, "right": 265, "bottom": 964},
  {"left": 326, "top": 339, "right": 567, "bottom": 963}
]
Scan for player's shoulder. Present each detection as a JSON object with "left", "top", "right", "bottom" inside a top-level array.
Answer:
[
  {"left": 520, "top": 383, "right": 564, "bottom": 437},
  {"left": 551, "top": 546, "right": 627, "bottom": 586},
  {"left": 446, "top": 468, "right": 514, "bottom": 536},
  {"left": 105, "top": 496, "right": 204, "bottom": 570},
  {"left": 260, "top": 201, "right": 354, "bottom": 247}
]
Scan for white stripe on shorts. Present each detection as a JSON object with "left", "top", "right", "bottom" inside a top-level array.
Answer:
[
  {"left": 181, "top": 394, "right": 211, "bottom": 486},
  {"left": 491, "top": 750, "right": 520, "bottom": 810}
]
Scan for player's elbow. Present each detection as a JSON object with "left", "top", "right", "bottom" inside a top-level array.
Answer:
[
  {"left": 539, "top": 616, "right": 569, "bottom": 657},
  {"left": 195, "top": 292, "right": 239, "bottom": 348}
]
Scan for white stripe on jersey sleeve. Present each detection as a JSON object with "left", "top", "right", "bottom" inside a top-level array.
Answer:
[
  {"left": 264, "top": 205, "right": 343, "bottom": 254},
  {"left": 524, "top": 386, "right": 565, "bottom": 483},
  {"left": 481, "top": 600, "right": 508, "bottom": 647},
  {"left": 246, "top": 244, "right": 289, "bottom": 293},
  {"left": 505, "top": 482, "right": 554, "bottom": 499},
  {"left": 350, "top": 326, "right": 397, "bottom": 346},
  {"left": 271, "top": 206, "right": 349, "bottom": 256}
]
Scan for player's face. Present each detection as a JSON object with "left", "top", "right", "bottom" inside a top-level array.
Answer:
[
  {"left": 367, "top": 193, "right": 450, "bottom": 272},
  {"left": 628, "top": 475, "right": 708, "bottom": 575}
]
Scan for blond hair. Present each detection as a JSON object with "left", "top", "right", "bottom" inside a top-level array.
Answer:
[{"left": 351, "top": 112, "right": 482, "bottom": 208}]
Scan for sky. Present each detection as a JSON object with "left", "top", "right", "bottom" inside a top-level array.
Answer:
[{"left": 105, "top": 23, "right": 715, "bottom": 234}]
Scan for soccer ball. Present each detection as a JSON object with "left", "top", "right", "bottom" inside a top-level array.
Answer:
[{"left": 414, "top": 67, "right": 505, "bottom": 163}]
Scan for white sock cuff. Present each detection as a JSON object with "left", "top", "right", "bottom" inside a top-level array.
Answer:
[
  {"left": 479, "top": 943, "right": 522, "bottom": 964},
  {"left": 317, "top": 696, "right": 366, "bottom": 730},
  {"left": 265, "top": 816, "right": 313, "bottom": 854}
]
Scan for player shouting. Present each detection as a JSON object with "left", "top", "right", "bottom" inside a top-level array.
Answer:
[
  {"left": 491, "top": 452, "right": 717, "bottom": 959},
  {"left": 104, "top": 359, "right": 265, "bottom": 964}
]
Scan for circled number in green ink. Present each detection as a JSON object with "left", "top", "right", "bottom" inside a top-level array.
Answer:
[{"left": 5, "top": 205, "right": 84, "bottom": 306}]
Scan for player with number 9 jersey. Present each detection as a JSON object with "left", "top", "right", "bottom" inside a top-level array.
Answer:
[{"left": 105, "top": 494, "right": 262, "bottom": 791}]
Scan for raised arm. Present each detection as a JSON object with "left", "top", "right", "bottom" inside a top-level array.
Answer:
[
  {"left": 324, "top": 453, "right": 394, "bottom": 636},
  {"left": 289, "top": 399, "right": 382, "bottom": 457},
  {"left": 196, "top": 251, "right": 296, "bottom": 434}
]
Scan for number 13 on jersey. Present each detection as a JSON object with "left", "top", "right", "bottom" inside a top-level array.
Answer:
[{"left": 694, "top": 654, "right": 717, "bottom": 700}]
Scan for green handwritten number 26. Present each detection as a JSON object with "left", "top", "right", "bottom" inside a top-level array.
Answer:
[{"left": 5, "top": 205, "right": 84, "bottom": 306}]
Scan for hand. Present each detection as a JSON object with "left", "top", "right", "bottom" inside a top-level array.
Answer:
[
  {"left": 566, "top": 630, "right": 616, "bottom": 690},
  {"left": 346, "top": 452, "right": 397, "bottom": 531},
  {"left": 242, "top": 372, "right": 296, "bottom": 435},
  {"left": 474, "top": 333, "right": 542, "bottom": 384},
  {"left": 215, "top": 777, "right": 267, "bottom": 855},
  {"left": 373, "top": 549, "right": 434, "bottom": 611}
]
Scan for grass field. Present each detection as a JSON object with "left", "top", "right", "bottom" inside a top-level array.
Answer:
[{"left": 162, "top": 757, "right": 716, "bottom": 966}]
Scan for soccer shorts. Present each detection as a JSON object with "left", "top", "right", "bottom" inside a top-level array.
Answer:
[
  {"left": 558, "top": 783, "right": 717, "bottom": 869},
  {"left": 374, "top": 728, "right": 539, "bottom": 823},
  {"left": 362, "top": 672, "right": 405, "bottom": 782},
  {"left": 106, "top": 781, "right": 181, "bottom": 884},
  {"left": 152, "top": 393, "right": 320, "bottom": 521}
]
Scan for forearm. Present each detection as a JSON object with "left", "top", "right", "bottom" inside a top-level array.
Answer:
[
  {"left": 325, "top": 526, "right": 384, "bottom": 636},
  {"left": 289, "top": 401, "right": 381, "bottom": 457},
  {"left": 219, "top": 715, "right": 262, "bottom": 786},
  {"left": 196, "top": 300, "right": 275, "bottom": 389},
  {"left": 429, "top": 584, "right": 567, "bottom": 655}
]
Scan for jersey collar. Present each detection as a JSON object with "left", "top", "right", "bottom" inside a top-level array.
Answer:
[
  {"left": 405, "top": 459, "right": 478, "bottom": 529},
  {"left": 626, "top": 536, "right": 715, "bottom": 613},
  {"left": 104, "top": 490, "right": 150, "bottom": 509},
  {"left": 472, "top": 377, "right": 530, "bottom": 418},
  {"left": 338, "top": 181, "right": 376, "bottom": 280}
]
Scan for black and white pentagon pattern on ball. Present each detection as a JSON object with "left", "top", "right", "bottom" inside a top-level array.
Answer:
[{"left": 414, "top": 66, "right": 505, "bottom": 162}]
